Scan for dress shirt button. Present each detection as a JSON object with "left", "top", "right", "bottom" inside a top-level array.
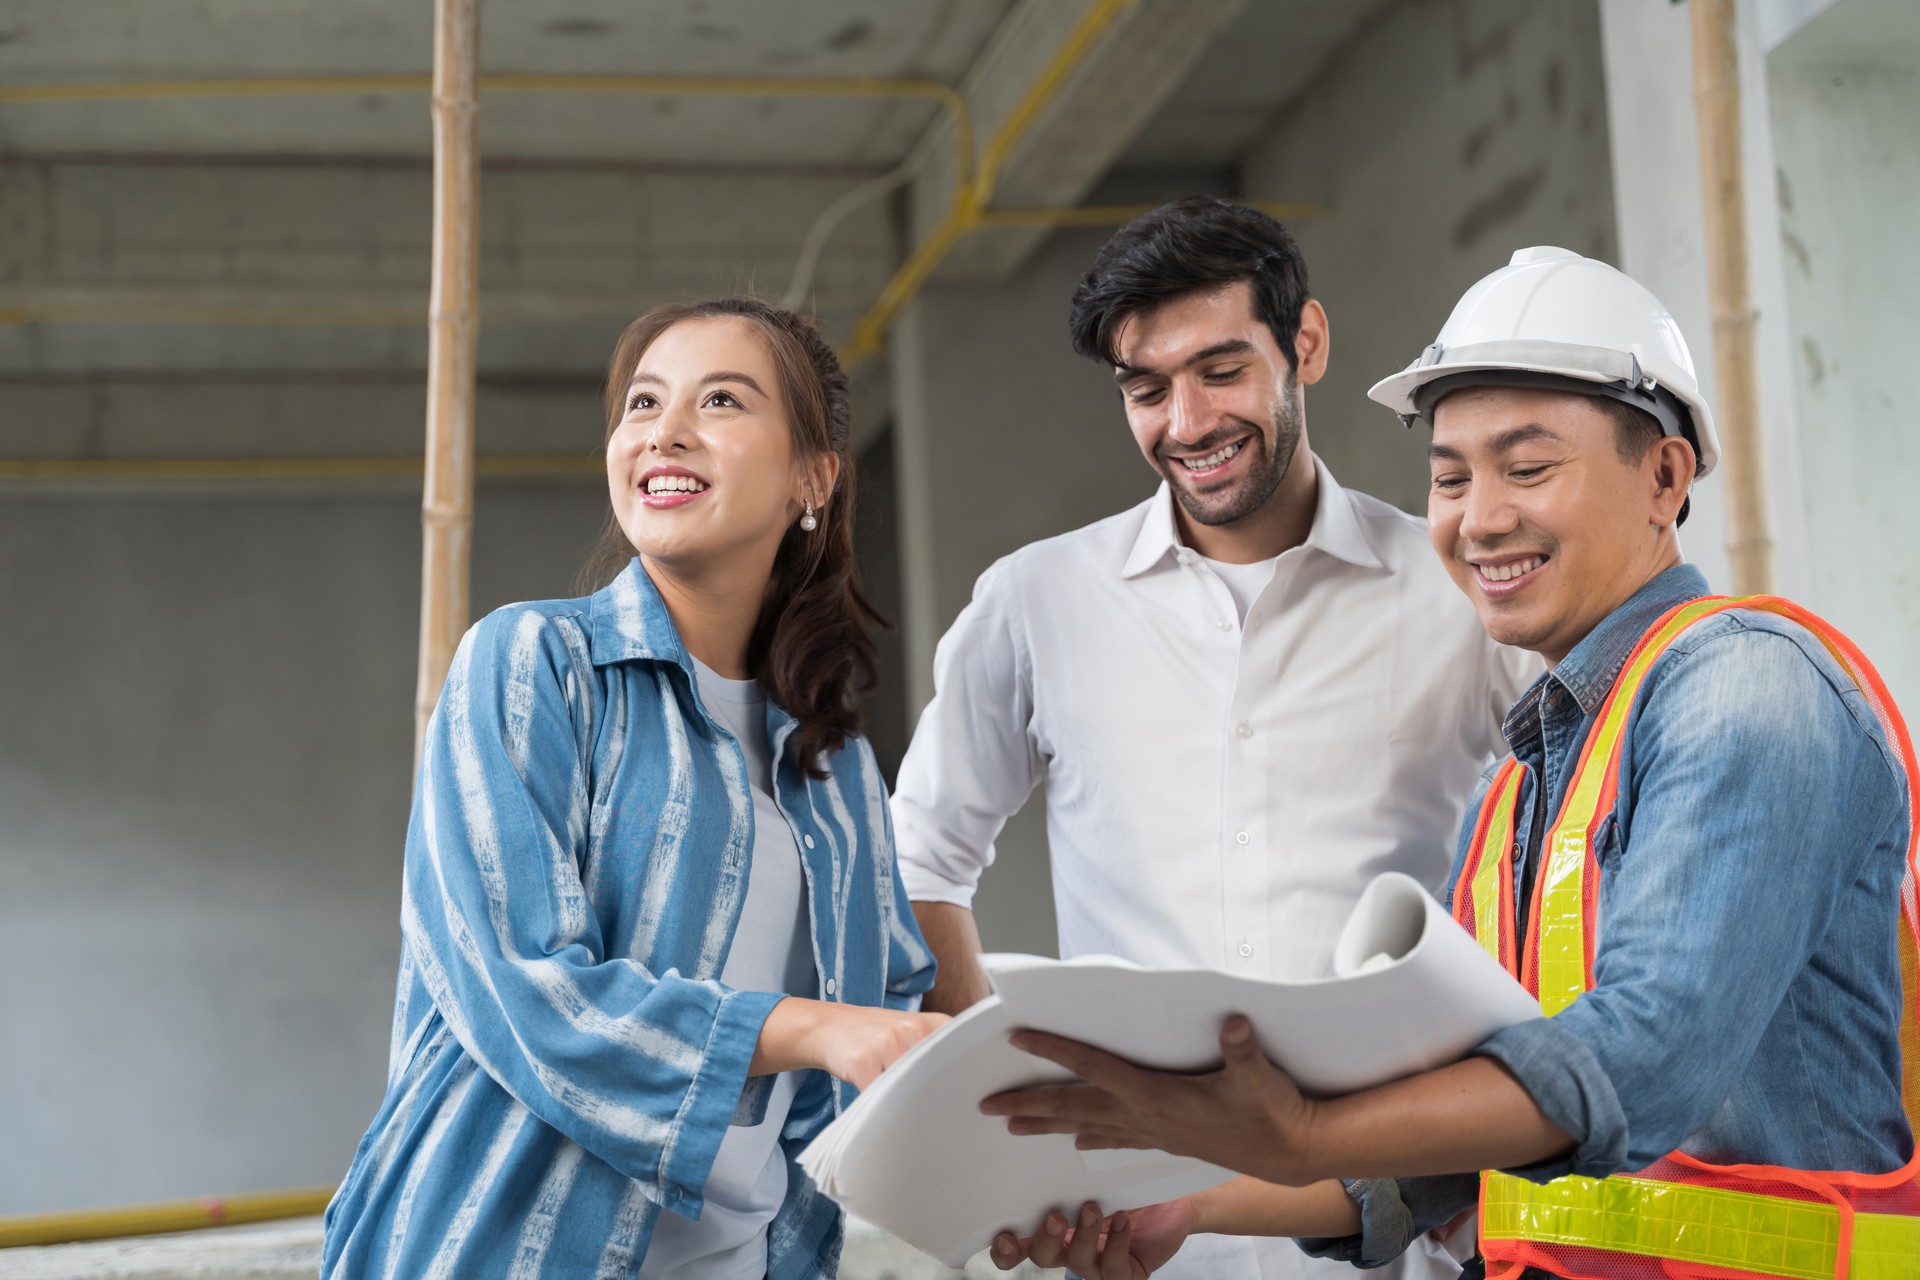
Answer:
[
  {"left": 1238, "top": 942, "right": 1255, "bottom": 958},
  {"left": 804, "top": 834, "right": 815, "bottom": 849},
  {"left": 1215, "top": 618, "right": 1231, "bottom": 632},
  {"left": 1235, "top": 722, "right": 1253, "bottom": 739},
  {"left": 1235, "top": 830, "right": 1250, "bottom": 846},
  {"left": 1176, "top": 549, "right": 1194, "bottom": 565},
  {"left": 825, "top": 978, "right": 837, "bottom": 997}
]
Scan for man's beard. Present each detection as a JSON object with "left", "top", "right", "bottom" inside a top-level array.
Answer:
[{"left": 1159, "top": 385, "right": 1303, "bottom": 529}]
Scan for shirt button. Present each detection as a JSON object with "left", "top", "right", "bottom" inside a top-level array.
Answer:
[
  {"left": 803, "top": 834, "right": 815, "bottom": 849},
  {"left": 1238, "top": 942, "right": 1254, "bottom": 958},
  {"left": 1235, "top": 722, "right": 1253, "bottom": 739},
  {"left": 825, "top": 978, "right": 837, "bottom": 996},
  {"left": 1215, "top": 618, "right": 1231, "bottom": 632},
  {"left": 1235, "top": 830, "right": 1250, "bottom": 846},
  {"left": 1177, "top": 549, "right": 1194, "bottom": 565}
]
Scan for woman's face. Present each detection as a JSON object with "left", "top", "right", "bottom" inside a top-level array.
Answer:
[{"left": 607, "top": 316, "right": 812, "bottom": 580}]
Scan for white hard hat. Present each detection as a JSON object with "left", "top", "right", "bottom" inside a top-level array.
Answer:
[{"left": 1367, "top": 246, "right": 1719, "bottom": 477}]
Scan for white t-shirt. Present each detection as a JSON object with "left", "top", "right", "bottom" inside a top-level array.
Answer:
[
  {"left": 639, "top": 661, "right": 815, "bottom": 1280},
  {"left": 1200, "top": 553, "right": 1279, "bottom": 624}
]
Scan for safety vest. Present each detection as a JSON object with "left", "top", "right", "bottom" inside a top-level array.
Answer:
[{"left": 1451, "top": 595, "right": 1920, "bottom": 1280}]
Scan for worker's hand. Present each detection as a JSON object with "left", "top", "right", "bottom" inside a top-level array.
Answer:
[
  {"left": 753, "top": 999, "right": 949, "bottom": 1090},
  {"left": 989, "top": 1198, "right": 1194, "bottom": 1277},
  {"left": 980, "top": 1016, "right": 1320, "bottom": 1186}
]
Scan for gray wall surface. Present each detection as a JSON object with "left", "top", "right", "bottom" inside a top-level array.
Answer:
[
  {"left": 0, "top": 487, "right": 606, "bottom": 1213},
  {"left": 1242, "top": 0, "right": 1619, "bottom": 516},
  {"left": 1768, "top": 0, "right": 1920, "bottom": 713}
]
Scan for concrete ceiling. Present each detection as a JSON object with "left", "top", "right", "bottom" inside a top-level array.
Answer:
[
  {"left": 1121, "top": 0, "right": 1393, "bottom": 166},
  {"left": 0, "top": 0, "right": 1396, "bottom": 169},
  {"left": 0, "top": 0, "right": 1392, "bottom": 464},
  {"left": 0, "top": 0, "right": 1015, "bottom": 164}
]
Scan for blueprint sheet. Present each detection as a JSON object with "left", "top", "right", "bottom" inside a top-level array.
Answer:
[{"left": 798, "top": 872, "right": 1540, "bottom": 1268}]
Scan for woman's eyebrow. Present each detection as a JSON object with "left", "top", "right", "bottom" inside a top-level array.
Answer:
[{"left": 700, "top": 371, "right": 766, "bottom": 397}]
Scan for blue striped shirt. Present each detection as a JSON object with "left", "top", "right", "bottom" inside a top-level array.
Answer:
[{"left": 322, "top": 560, "right": 936, "bottom": 1279}]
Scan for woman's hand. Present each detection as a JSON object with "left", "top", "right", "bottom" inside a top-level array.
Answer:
[
  {"left": 752, "top": 998, "right": 949, "bottom": 1090},
  {"left": 989, "top": 1198, "right": 1195, "bottom": 1277}
]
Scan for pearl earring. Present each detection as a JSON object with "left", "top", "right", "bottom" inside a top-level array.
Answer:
[{"left": 800, "top": 497, "right": 818, "bottom": 532}]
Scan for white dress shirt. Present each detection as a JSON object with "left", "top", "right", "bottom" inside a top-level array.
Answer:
[{"left": 893, "top": 457, "right": 1537, "bottom": 1280}]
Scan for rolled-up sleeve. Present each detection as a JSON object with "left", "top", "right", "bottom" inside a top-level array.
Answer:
[
  {"left": 404, "top": 607, "right": 781, "bottom": 1217},
  {"left": 1296, "top": 1175, "right": 1479, "bottom": 1268},
  {"left": 892, "top": 558, "right": 1040, "bottom": 907}
]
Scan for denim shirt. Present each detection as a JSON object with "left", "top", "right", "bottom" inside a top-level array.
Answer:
[
  {"left": 1303, "top": 564, "right": 1914, "bottom": 1270},
  {"left": 322, "top": 560, "right": 936, "bottom": 1280}
]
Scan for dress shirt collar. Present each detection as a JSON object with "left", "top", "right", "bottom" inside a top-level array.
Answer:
[
  {"left": 1502, "top": 562, "right": 1712, "bottom": 747},
  {"left": 1118, "top": 454, "right": 1385, "bottom": 579}
]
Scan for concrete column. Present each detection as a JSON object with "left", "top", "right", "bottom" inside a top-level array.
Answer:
[{"left": 1598, "top": 0, "right": 1813, "bottom": 599}]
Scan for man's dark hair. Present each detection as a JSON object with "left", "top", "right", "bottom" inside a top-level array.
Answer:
[
  {"left": 1069, "top": 196, "right": 1311, "bottom": 373},
  {"left": 1593, "top": 396, "right": 1697, "bottom": 525}
]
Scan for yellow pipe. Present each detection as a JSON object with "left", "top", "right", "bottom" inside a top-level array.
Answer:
[
  {"left": 0, "top": 1186, "right": 335, "bottom": 1249},
  {"left": 0, "top": 73, "right": 972, "bottom": 187},
  {"left": 0, "top": 455, "right": 603, "bottom": 483},
  {"left": 840, "top": 0, "right": 1139, "bottom": 366}
]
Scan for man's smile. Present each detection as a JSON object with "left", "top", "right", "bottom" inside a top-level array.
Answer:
[
  {"left": 1468, "top": 552, "right": 1551, "bottom": 597},
  {"left": 1170, "top": 435, "right": 1252, "bottom": 480}
]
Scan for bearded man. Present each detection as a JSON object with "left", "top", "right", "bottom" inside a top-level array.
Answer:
[{"left": 891, "top": 197, "right": 1534, "bottom": 1280}]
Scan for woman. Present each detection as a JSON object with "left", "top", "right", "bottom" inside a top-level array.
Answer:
[{"left": 323, "top": 298, "right": 945, "bottom": 1279}]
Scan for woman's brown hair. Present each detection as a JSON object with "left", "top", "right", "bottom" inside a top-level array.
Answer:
[{"left": 577, "top": 297, "right": 885, "bottom": 776}]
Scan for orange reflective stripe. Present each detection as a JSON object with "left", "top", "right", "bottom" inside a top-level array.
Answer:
[{"left": 1457, "top": 758, "right": 1524, "bottom": 975}]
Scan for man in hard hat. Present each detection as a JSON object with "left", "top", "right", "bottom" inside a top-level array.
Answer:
[
  {"left": 891, "top": 196, "right": 1535, "bottom": 1280},
  {"left": 980, "top": 247, "right": 1919, "bottom": 1280}
]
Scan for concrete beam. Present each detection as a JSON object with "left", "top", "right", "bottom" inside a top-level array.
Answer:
[{"left": 906, "top": 0, "right": 1248, "bottom": 283}]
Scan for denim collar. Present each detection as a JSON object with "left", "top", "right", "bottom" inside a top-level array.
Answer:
[
  {"left": 1119, "top": 454, "right": 1385, "bottom": 578},
  {"left": 1502, "top": 562, "right": 1712, "bottom": 748},
  {"left": 585, "top": 557, "right": 803, "bottom": 748},
  {"left": 587, "top": 557, "right": 693, "bottom": 671}
]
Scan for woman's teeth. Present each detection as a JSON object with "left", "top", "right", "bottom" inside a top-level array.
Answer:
[
  {"left": 1180, "top": 440, "right": 1245, "bottom": 471},
  {"left": 646, "top": 475, "right": 709, "bottom": 495},
  {"left": 1479, "top": 556, "right": 1545, "bottom": 582}
]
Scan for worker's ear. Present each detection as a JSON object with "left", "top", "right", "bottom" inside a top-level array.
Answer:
[{"left": 1647, "top": 436, "right": 1694, "bottom": 530}]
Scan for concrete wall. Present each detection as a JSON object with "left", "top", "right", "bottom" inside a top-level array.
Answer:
[
  {"left": 1598, "top": 0, "right": 1817, "bottom": 601},
  {"left": 1767, "top": 0, "right": 1920, "bottom": 712},
  {"left": 0, "top": 487, "right": 607, "bottom": 1213},
  {"left": 1241, "top": 0, "right": 1619, "bottom": 516}
]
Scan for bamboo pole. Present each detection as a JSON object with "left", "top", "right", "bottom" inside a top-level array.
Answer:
[
  {"left": 416, "top": 0, "right": 481, "bottom": 764},
  {"left": 1690, "top": 0, "right": 1774, "bottom": 595}
]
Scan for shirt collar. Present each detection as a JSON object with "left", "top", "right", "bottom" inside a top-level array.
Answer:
[
  {"left": 585, "top": 557, "right": 804, "bottom": 743},
  {"left": 1118, "top": 454, "right": 1385, "bottom": 578},
  {"left": 1521, "top": 562, "right": 1712, "bottom": 724},
  {"left": 587, "top": 557, "right": 694, "bottom": 671}
]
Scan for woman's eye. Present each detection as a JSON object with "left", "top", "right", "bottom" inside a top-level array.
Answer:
[
  {"left": 705, "top": 391, "right": 740, "bottom": 409},
  {"left": 1432, "top": 475, "right": 1467, "bottom": 492},
  {"left": 626, "top": 393, "right": 656, "bottom": 412}
]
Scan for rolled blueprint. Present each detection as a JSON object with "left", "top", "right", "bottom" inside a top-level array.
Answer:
[{"left": 799, "top": 872, "right": 1539, "bottom": 1267}]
